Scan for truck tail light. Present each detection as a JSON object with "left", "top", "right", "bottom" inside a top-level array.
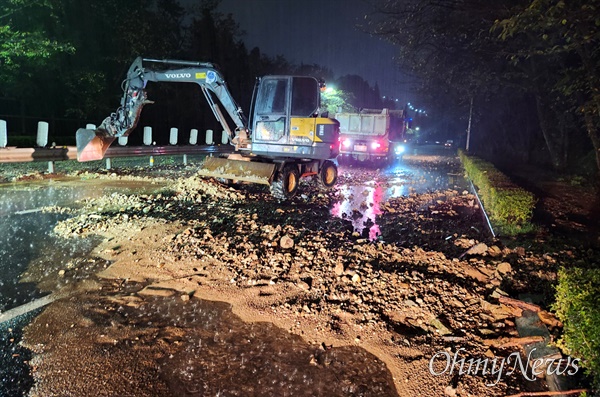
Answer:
[
  {"left": 342, "top": 138, "right": 352, "bottom": 148},
  {"left": 371, "top": 141, "right": 381, "bottom": 150}
]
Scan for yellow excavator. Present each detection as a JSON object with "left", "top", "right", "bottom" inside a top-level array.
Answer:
[{"left": 76, "top": 57, "right": 340, "bottom": 199}]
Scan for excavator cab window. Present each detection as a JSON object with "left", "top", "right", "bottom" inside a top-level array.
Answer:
[
  {"left": 256, "top": 78, "right": 288, "bottom": 115},
  {"left": 291, "top": 77, "right": 319, "bottom": 117}
]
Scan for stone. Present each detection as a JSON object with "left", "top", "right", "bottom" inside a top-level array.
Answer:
[
  {"left": 497, "top": 262, "right": 512, "bottom": 275},
  {"left": 487, "top": 245, "right": 502, "bottom": 257},
  {"left": 351, "top": 274, "right": 361, "bottom": 284},
  {"left": 334, "top": 262, "right": 344, "bottom": 276},
  {"left": 465, "top": 243, "right": 488, "bottom": 256},
  {"left": 515, "top": 247, "right": 526, "bottom": 256},
  {"left": 280, "top": 235, "right": 294, "bottom": 249}
]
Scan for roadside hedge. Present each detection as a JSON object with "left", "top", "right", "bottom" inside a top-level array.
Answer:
[
  {"left": 458, "top": 150, "right": 536, "bottom": 235},
  {"left": 553, "top": 266, "right": 600, "bottom": 389}
]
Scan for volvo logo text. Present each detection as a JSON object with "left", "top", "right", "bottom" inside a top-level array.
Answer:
[{"left": 165, "top": 73, "right": 191, "bottom": 79}]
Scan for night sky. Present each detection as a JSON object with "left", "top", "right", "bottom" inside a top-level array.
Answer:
[{"left": 216, "top": 0, "right": 409, "bottom": 102}]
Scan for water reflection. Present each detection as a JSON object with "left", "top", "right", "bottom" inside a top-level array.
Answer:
[{"left": 330, "top": 156, "right": 468, "bottom": 240}]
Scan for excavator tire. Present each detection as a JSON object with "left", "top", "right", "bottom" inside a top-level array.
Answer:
[
  {"left": 316, "top": 160, "right": 338, "bottom": 189},
  {"left": 270, "top": 164, "right": 300, "bottom": 200}
]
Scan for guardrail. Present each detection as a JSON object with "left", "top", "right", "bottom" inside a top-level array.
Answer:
[
  {"left": 0, "top": 119, "right": 233, "bottom": 171},
  {"left": 0, "top": 145, "right": 232, "bottom": 164}
]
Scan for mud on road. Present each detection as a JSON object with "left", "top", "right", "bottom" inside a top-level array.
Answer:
[{"left": 20, "top": 153, "right": 572, "bottom": 396}]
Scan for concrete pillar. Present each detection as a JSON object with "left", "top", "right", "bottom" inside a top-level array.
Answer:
[
  {"left": 0, "top": 120, "right": 7, "bottom": 148},
  {"left": 118, "top": 136, "right": 128, "bottom": 146},
  {"left": 183, "top": 154, "right": 188, "bottom": 166},
  {"left": 189, "top": 129, "right": 198, "bottom": 145},
  {"left": 37, "top": 121, "right": 49, "bottom": 147},
  {"left": 221, "top": 130, "right": 228, "bottom": 144},
  {"left": 47, "top": 161, "right": 54, "bottom": 173},
  {"left": 169, "top": 127, "right": 178, "bottom": 145},
  {"left": 205, "top": 129, "right": 213, "bottom": 145},
  {"left": 143, "top": 126, "right": 152, "bottom": 146},
  {"left": 106, "top": 158, "right": 112, "bottom": 170}
]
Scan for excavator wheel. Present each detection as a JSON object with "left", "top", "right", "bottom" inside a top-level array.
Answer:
[
  {"left": 270, "top": 164, "right": 300, "bottom": 200},
  {"left": 316, "top": 160, "right": 338, "bottom": 189}
]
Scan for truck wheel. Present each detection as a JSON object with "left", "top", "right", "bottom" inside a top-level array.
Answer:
[
  {"left": 270, "top": 164, "right": 299, "bottom": 199},
  {"left": 317, "top": 160, "right": 337, "bottom": 189}
]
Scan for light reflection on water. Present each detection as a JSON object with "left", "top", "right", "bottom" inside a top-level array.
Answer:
[{"left": 330, "top": 157, "right": 467, "bottom": 240}]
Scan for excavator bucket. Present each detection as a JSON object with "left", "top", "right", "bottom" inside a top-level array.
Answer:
[
  {"left": 197, "top": 157, "right": 276, "bottom": 185},
  {"left": 76, "top": 129, "right": 116, "bottom": 162}
]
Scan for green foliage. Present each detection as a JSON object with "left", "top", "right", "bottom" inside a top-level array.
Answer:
[
  {"left": 458, "top": 149, "right": 537, "bottom": 235},
  {"left": 321, "top": 88, "right": 355, "bottom": 115},
  {"left": 553, "top": 266, "right": 600, "bottom": 389},
  {"left": 0, "top": 0, "right": 74, "bottom": 89}
]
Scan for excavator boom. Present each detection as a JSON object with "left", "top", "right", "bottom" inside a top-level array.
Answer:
[{"left": 76, "top": 57, "right": 248, "bottom": 161}]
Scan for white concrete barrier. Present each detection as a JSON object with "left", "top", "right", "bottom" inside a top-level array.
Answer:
[
  {"left": 37, "top": 121, "right": 49, "bottom": 147},
  {"left": 143, "top": 126, "right": 152, "bottom": 146},
  {"left": 0, "top": 120, "right": 6, "bottom": 148},
  {"left": 205, "top": 129, "right": 213, "bottom": 145},
  {"left": 169, "top": 128, "right": 178, "bottom": 145},
  {"left": 189, "top": 129, "right": 198, "bottom": 145}
]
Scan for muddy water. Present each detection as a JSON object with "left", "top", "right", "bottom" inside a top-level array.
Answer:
[
  {"left": 331, "top": 155, "right": 468, "bottom": 240},
  {"left": 25, "top": 287, "right": 398, "bottom": 396},
  {"left": 4, "top": 177, "right": 399, "bottom": 396},
  {"left": 0, "top": 178, "right": 165, "bottom": 396}
]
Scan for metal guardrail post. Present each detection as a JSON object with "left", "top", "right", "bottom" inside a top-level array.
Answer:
[
  {"left": 118, "top": 136, "right": 128, "bottom": 146},
  {"left": 0, "top": 120, "right": 7, "bottom": 148},
  {"left": 106, "top": 158, "right": 112, "bottom": 170},
  {"left": 206, "top": 129, "right": 213, "bottom": 145},
  {"left": 37, "top": 121, "right": 52, "bottom": 172},
  {"left": 221, "top": 130, "right": 228, "bottom": 144}
]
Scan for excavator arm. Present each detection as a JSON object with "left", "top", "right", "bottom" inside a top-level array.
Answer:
[{"left": 76, "top": 57, "right": 249, "bottom": 161}]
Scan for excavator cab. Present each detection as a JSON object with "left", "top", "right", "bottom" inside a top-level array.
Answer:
[{"left": 249, "top": 76, "right": 339, "bottom": 160}]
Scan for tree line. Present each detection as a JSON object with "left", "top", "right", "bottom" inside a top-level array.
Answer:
[
  {"left": 367, "top": 0, "right": 600, "bottom": 178},
  {"left": 0, "top": 0, "right": 390, "bottom": 145}
]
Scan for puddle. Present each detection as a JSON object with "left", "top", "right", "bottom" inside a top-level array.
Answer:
[
  {"left": 24, "top": 290, "right": 399, "bottom": 396},
  {"left": 330, "top": 156, "right": 468, "bottom": 240},
  {"left": 0, "top": 178, "right": 166, "bottom": 396}
]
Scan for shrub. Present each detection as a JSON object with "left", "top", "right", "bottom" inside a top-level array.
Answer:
[
  {"left": 458, "top": 150, "right": 536, "bottom": 235},
  {"left": 553, "top": 266, "right": 600, "bottom": 389}
]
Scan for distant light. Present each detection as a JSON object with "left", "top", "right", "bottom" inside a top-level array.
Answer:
[
  {"left": 395, "top": 99, "right": 398, "bottom": 102},
  {"left": 407, "top": 102, "right": 411, "bottom": 106},
  {"left": 342, "top": 138, "right": 352, "bottom": 148},
  {"left": 383, "top": 96, "right": 386, "bottom": 99},
  {"left": 325, "top": 87, "right": 335, "bottom": 93},
  {"left": 415, "top": 127, "right": 420, "bottom": 131}
]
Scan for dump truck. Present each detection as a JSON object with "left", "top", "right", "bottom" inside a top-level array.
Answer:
[
  {"left": 76, "top": 57, "right": 340, "bottom": 199},
  {"left": 335, "top": 108, "right": 406, "bottom": 162}
]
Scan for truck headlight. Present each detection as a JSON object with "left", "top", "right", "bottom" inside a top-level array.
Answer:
[{"left": 395, "top": 145, "right": 405, "bottom": 154}]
